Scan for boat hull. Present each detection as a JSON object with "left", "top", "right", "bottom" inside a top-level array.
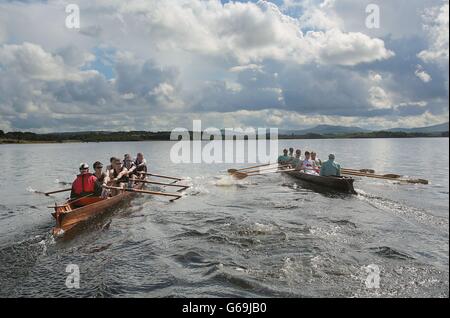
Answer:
[
  {"left": 52, "top": 181, "right": 144, "bottom": 237},
  {"left": 285, "top": 171, "right": 356, "bottom": 194}
]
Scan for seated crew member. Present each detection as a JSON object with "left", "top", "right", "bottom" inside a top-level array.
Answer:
[
  {"left": 93, "top": 161, "right": 107, "bottom": 184},
  {"left": 106, "top": 157, "right": 115, "bottom": 172},
  {"left": 299, "top": 151, "right": 319, "bottom": 175},
  {"left": 111, "top": 157, "right": 129, "bottom": 184},
  {"left": 107, "top": 157, "right": 130, "bottom": 195},
  {"left": 320, "top": 154, "right": 341, "bottom": 177},
  {"left": 123, "top": 154, "right": 137, "bottom": 186},
  {"left": 70, "top": 163, "right": 102, "bottom": 200},
  {"left": 288, "top": 148, "right": 294, "bottom": 159},
  {"left": 311, "top": 152, "right": 322, "bottom": 172},
  {"left": 134, "top": 152, "right": 148, "bottom": 176},
  {"left": 291, "top": 149, "right": 302, "bottom": 170},
  {"left": 123, "top": 154, "right": 136, "bottom": 174},
  {"left": 277, "top": 149, "right": 290, "bottom": 167}
]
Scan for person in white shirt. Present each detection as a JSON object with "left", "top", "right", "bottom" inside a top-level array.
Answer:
[{"left": 299, "top": 151, "right": 319, "bottom": 175}]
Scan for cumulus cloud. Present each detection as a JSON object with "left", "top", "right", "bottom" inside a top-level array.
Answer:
[
  {"left": 0, "top": 0, "right": 448, "bottom": 132},
  {"left": 418, "top": 1, "right": 449, "bottom": 66},
  {"left": 415, "top": 65, "right": 433, "bottom": 83}
]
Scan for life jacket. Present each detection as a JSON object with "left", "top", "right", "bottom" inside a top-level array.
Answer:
[{"left": 72, "top": 173, "right": 97, "bottom": 195}]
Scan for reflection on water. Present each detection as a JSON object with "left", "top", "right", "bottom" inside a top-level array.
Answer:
[{"left": 0, "top": 138, "right": 448, "bottom": 297}]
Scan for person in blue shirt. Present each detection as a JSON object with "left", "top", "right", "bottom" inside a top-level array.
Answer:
[
  {"left": 320, "top": 154, "right": 341, "bottom": 177},
  {"left": 277, "top": 149, "right": 290, "bottom": 166},
  {"left": 290, "top": 149, "right": 302, "bottom": 169}
]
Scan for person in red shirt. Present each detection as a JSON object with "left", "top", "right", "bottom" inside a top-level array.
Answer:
[{"left": 70, "top": 163, "right": 103, "bottom": 199}]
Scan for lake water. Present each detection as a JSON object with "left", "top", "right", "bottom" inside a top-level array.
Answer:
[{"left": 0, "top": 138, "right": 448, "bottom": 297}]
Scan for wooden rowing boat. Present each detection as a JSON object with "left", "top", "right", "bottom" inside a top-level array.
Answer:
[
  {"left": 284, "top": 171, "right": 357, "bottom": 194},
  {"left": 51, "top": 178, "right": 145, "bottom": 237}
]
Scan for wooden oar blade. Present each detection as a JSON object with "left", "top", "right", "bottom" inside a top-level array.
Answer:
[
  {"left": 232, "top": 172, "right": 249, "bottom": 180},
  {"left": 406, "top": 179, "right": 429, "bottom": 185},
  {"left": 227, "top": 169, "right": 238, "bottom": 174}
]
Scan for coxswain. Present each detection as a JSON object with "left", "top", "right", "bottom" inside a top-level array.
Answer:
[
  {"left": 70, "top": 163, "right": 102, "bottom": 200},
  {"left": 320, "top": 154, "right": 341, "bottom": 177}
]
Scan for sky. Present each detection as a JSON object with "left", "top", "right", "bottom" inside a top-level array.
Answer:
[{"left": 0, "top": 0, "right": 448, "bottom": 132}]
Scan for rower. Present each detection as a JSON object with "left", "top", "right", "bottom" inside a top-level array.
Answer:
[
  {"left": 320, "top": 154, "right": 341, "bottom": 177},
  {"left": 311, "top": 152, "right": 322, "bottom": 172},
  {"left": 110, "top": 157, "right": 129, "bottom": 181},
  {"left": 291, "top": 149, "right": 302, "bottom": 170},
  {"left": 277, "top": 149, "right": 290, "bottom": 166},
  {"left": 299, "top": 151, "right": 319, "bottom": 175},
  {"left": 70, "top": 163, "right": 102, "bottom": 200},
  {"left": 134, "top": 152, "right": 148, "bottom": 175},
  {"left": 106, "top": 157, "right": 115, "bottom": 172},
  {"left": 93, "top": 161, "right": 107, "bottom": 184},
  {"left": 123, "top": 154, "right": 136, "bottom": 174},
  {"left": 288, "top": 148, "right": 294, "bottom": 159}
]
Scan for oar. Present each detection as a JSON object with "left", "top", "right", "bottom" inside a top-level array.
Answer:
[
  {"left": 227, "top": 163, "right": 275, "bottom": 174},
  {"left": 48, "top": 193, "right": 94, "bottom": 208},
  {"left": 105, "top": 186, "right": 183, "bottom": 201},
  {"left": 342, "top": 171, "right": 429, "bottom": 184},
  {"left": 43, "top": 188, "right": 72, "bottom": 196},
  {"left": 343, "top": 171, "right": 402, "bottom": 179},
  {"left": 230, "top": 164, "right": 290, "bottom": 175},
  {"left": 139, "top": 172, "right": 183, "bottom": 181},
  {"left": 233, "top": 168, "right": 297, "bottom": 180},
  {"left": 134, "top": 180, "right": 190, "bottom": 190},
  {"left": 342, "top": 168, "right": 376, "bottom": 174},
  {"left": 342, "top": 169, "right": 401, "bottom": 179}
]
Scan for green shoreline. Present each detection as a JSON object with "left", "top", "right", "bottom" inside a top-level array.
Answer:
[{"left": 1, "top": 131, "right": 448, "bottom": 144}]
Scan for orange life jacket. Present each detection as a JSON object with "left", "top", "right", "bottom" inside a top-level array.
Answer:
[{"left": 72, "top": 173, "right": 97, "bottom": 195}]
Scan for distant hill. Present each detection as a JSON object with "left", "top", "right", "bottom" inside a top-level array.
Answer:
[
  {"left": 386, "top": 122, "right": 449, "bottom": 133},
  {"left": 281, "top": 124, "right": 369, "bottom": 135}
]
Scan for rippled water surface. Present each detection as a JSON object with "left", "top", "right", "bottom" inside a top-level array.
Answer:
[{"left": 0, "top": 138, "right": 448, "bottom": 297}]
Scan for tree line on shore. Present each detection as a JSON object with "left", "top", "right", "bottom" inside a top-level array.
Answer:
[{"left": 1, "top": 129, "right": 448, "bottom": 144}]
